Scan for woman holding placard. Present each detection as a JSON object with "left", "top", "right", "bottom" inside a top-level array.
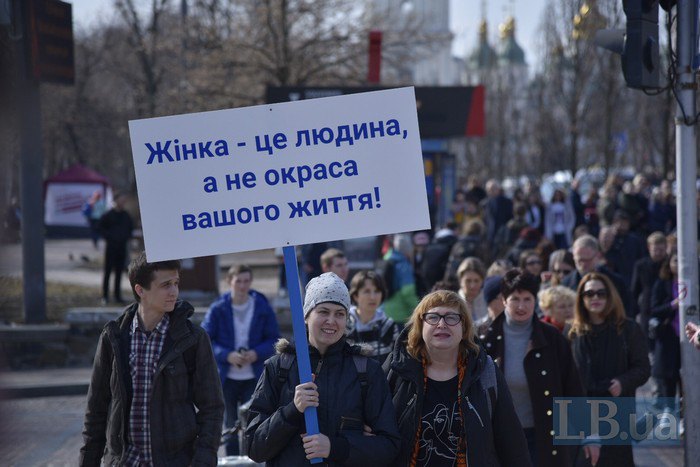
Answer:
[{"left": 245, "top": 272, "right": 400, "bottom": 466}]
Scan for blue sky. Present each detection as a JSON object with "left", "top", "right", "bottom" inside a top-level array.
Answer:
[{"left": 69, "top": 0, "right": 549, "bottom": 68}]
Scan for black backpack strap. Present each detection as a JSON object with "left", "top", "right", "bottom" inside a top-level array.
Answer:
[
  {"left": 275, "top": 353, "right": 367, "bottom": 401},
  {"left": 277, "top": 353, "right": 295, "bottom": 387},
  {"left": 352, "top": 355, "right": 369, "bottom": 401}
]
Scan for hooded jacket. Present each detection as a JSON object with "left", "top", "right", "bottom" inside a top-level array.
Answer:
[
  {"left": 80, "top": 301, "right": 224, "bottom": 467},
  {"left": 383, "top": 327, "right": 531, "bottom": 467},
  {"left": 245, "top": 337, "right": 400, "bottom": 466},
  {"left": 201, "top": 289, "right": 280, "bottom": 382}
]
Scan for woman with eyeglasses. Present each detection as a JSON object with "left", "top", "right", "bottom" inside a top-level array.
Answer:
[
  {"left": 569, "top": 272, "right": 650, "bottom": 467},
  {"left": 479, "top": 269, "right": 590, "bottom": 467},
  {"left": 519, "top": 249, "right": 543, "bottom": 275},
  {"left": 541, "top": 249, "right": 575, "bottom": 288},
  {"left": 519, "top": 249, "right": 544, "bottom": 290},
  {"left": 384, "top": 290, "right": 531, "bottom": 466}
]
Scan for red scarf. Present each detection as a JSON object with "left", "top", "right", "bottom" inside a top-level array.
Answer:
[{"left": 541, "top": 315, "right": 565, "bottom": 333}]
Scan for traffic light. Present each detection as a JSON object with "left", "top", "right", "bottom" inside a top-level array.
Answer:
[{"left": 595, "top": 0, "right": 660, "bottom": 89}]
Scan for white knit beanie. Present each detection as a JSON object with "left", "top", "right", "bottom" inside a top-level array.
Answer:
[{"left": 303, "top": 272, "right": 350, "bottom": 318}]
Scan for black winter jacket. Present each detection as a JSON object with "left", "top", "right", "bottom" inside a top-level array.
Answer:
[
  {"left": 245, "top": 338, "right": 400, "bottom": 466},
  {"left": 650, "top": 279, "right": 681, "bottom": 379},
  {"left": 80, "top": 301, "right": 224, "bottom": 467},
  {"left": 383, "top": 327, "right": 532, "bottom": 467},
  {"left": 478, "top": 314, "right": 584, "bottom": 467},
  {"left": 570, "top": 318, "right": 650, "bottom": 467},
  {"left": 570, "top": 318, "right": 650, "bottom": 398}
]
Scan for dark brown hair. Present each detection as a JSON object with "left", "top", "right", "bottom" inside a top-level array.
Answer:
[
  {"left": 227, "top": 264, "right": 253, "bottom": 282},
  {"left": 128, "top": 251, "right": 181, "bottom": 302},
  {"left": 348, "top": 270, "right": 386, "bottom": 305},
  {"left": 569, "top": 272, "right": 626, "bottom": 337}
]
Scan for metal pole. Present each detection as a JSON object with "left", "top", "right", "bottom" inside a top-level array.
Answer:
[
  {"left": 15, "top": 0, "right": 46, "bottom": 323},
  {"left": 674, "top": 1, "right": 700, "bottom": 463}
]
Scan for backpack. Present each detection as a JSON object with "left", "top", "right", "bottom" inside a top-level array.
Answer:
[{"left": 276, "top": 352, "right": 369, "bottom": 402}]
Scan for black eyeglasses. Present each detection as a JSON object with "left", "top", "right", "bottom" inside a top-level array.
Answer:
[
  {"left": 422, "top": 313, "right": 462, "bottom": 326},
  {"left": 582, "top": 289, "right": 608, "bottom": 299},
  {"left": 526, "top": 259, "right": 542, "bottom": 266},
  {"left": 553, "top": 269, "right": 573, "bottom": 275}
]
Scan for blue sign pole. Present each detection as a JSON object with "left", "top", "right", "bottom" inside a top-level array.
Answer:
[{"left": 283, "top": 245, "right": 322, "bottom": 464}]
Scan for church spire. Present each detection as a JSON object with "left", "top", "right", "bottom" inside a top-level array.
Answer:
[{"left": 497, "top": 2, "right": 526, "bottom": 67}]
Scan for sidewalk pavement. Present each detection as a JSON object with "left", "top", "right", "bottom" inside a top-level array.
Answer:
[
  {"left": 0, "top": 367, "right": 93, "bottom": 399},
  {"left": 0, "top": 238, "right": 281, "bottom": 297},
  {"left": 0, "top": 369, "right": 685, "bottom": 466}
]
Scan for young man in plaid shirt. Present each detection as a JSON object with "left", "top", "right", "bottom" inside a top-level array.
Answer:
[{"left": 80, "top": 252, "right": 224, "bottom": 466}]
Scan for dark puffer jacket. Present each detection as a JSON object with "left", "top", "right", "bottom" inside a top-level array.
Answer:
[
  {"left": 80, "top": 301, "right": 224, "bottom": 467},
  {"left": 383, "top": 327, "right": 532, "bottom": 467},
  {"left": 245, "top": 338, "right": 400, "bottom": 466}
]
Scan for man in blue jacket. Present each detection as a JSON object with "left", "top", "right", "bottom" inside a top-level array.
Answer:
[{"left": 202, "top": 264, "right": 280, "bottom": 456}]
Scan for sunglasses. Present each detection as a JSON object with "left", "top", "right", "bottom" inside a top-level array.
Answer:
[
  {"left": 553, "top": 268, "right": 573, "bottom": 275},
  {"left": 582, "top": 289, "right": 608, "bottom": 299},
  {"left": 526, "top": 259, "right": 542, "bottom": 266},
  {"left": 422, "top": 312, "right": 462, "bottom": 326}
]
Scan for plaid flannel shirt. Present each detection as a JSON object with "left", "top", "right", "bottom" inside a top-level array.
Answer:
[{"left": 124, "top": 313, "right": 170, "bottom": 466}]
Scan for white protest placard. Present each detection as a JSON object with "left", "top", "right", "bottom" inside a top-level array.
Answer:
[{"left": 129, "top": 87, "right": 429, "bottom": 261}]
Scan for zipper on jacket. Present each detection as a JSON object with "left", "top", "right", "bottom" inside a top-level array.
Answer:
[
  {"left": 406, "top": 393, "right": 418, "bottom": 408},
  {"left": 397, "top": 392, "right": 418, "bottom": 431},
  {"left": 465, "top": 396, "right": 484, "bottom": 427}
]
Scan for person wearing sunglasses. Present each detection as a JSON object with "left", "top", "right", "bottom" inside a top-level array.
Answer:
[
  {"left": 384, "top": 290, "right": 530, "bottom": 467},
  {"left": 541, "top": 249, "right": 575, "bottom": 288},
  {"left": 479, "top": 269, "right": 589, "bottom": 467},
  {"left": 519, "top": 249, "right": 544, "bottom": 277},
  {"left": 569, "top": 273, "right": 650, "bottom": 467},
  {"left": 519, "top": 250, "right": 544, "bottom": 291},
  {"left": 561, "top": 235, "right": 633, "bottom": 318}
]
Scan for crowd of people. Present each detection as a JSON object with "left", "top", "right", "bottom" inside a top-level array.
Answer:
[
  {"left": 209, "top": 176, "right": 696, "bottom": 466},
  {"left": 79, "top": 172, "right": 700, "bottom": 466}
]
